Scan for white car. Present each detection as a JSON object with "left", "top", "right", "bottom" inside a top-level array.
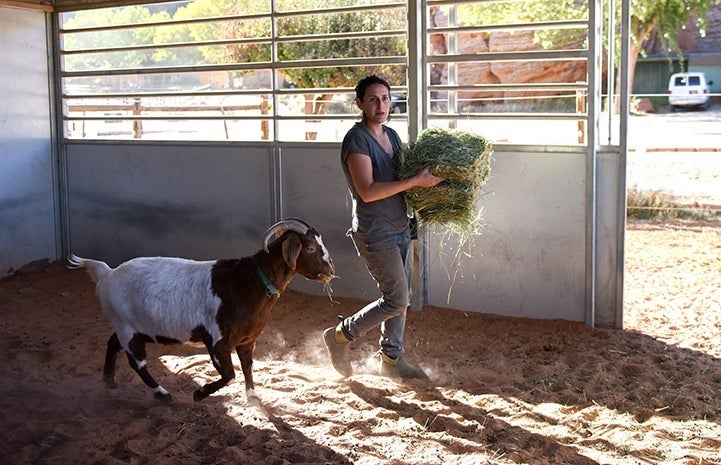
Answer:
[{"left": 668, "top": 72, "right": 713, "bottom": 110}]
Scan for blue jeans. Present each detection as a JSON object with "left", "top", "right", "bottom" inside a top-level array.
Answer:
[{"left": 341, "top": 229, "right": 413, "bottom": 359}]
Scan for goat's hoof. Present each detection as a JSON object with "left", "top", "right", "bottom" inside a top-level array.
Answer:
[
  {"left": 103, "top": 378, "right": 117, "bottom": 389},
  {"left": 193, "top": 389, "right": 207, "bottom": 402},
  {"left": 246, "top": 388, "right": 261, "bottom": 405},
  {"left": 154, "top": 392, "right": 173, "bottom": 403}
]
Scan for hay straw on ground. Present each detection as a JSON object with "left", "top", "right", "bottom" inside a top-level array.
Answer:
[{"left": 399, "top": 128, "right": 492, "bottom": 240}]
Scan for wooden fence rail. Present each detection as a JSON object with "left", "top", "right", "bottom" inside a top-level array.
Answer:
[{"left": 67, "top": 96, "right": 270, "bottom": 139}]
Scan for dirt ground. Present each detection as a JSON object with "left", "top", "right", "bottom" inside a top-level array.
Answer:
[{"left": 1, "top": 219, "right": 720, "bottom": 465}]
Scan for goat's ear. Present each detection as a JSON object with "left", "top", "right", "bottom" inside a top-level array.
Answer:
[{"left": 281, "top": 233, "right": 302, "bottom": 269}]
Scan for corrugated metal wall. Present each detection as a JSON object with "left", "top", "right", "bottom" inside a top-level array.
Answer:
[{"left": 0, "top": 7, "right": 57, "bottom": 274}]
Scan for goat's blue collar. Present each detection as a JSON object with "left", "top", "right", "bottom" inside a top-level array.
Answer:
[{"left": 256, "top": 263, "right": 280, "bottom": 298}]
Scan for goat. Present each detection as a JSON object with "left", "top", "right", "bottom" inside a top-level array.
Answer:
[{"left": 68, "top": 218, "right": 335, "bottom": 402}]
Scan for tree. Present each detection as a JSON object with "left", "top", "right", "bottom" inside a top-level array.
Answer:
[
  {"left": 221, "top": 0, "right": 406, "bottom": 138},
  {"left": 62, "top": 6, "right": 163, "bottom": 72},
  {"left": 628, "top": 0, "right": 720, "bottom": 96},
  {"left": 458, "top": 0, "right": 721, "bottom": 111}
]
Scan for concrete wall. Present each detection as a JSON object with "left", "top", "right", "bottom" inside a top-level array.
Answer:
[{"left": 0, "top": 7, "right": 56, "bottom": 275}]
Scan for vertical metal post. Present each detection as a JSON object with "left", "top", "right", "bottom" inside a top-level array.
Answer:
[
  {"left": 606, "top": 0, "right": 616, "bottom": 144},
  {"left": 132, "top": 97, "right": 142, "bottom": 139},
  {"left": 585, "top": 0, "right": 603, "bottom": 326},
  {"left": 448, "top": 5, "right": 458, "bottom": 129},
  {"left": 407, "top": 0, "right": 425, "bottom": 142},
  {"left": 407, "top": 0, "right": 429, "bottom": 309},
  {"left": 576, "top": 86, "right": 587, "bottom": 144},
  {"left": 48, "top": 11, "right": 69, "bottom": 261},
  {"left": 270, "top": 0, "right": 282, "bottom": 222},
  {"left": 615, "top": 0, "right": 631, "bottom": 328}
]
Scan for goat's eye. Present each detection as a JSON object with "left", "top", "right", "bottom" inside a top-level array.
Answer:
[{"left": 305, "top": 245, "right": 317, "bottom": 253}]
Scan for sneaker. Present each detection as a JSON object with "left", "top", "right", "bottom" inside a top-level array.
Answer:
[
  {"left": 323, "top": 325, "right": 353, "bottom": 377},
  {"left": 379, "top": 353, "right": 429, "bottom": 379}
]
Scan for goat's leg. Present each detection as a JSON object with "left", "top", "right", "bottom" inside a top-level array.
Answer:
[
  {"left": 193, "top": 347, "right": 235, "bottom": 402},
  {"left": 103, "top": 333, "right": 123, "bottom": 388},
  {"left": 236, "top": 342, "right": 257, "bottom": 399},
  {"left": 126, "top": 334, "right": 172, "bottom": 402}
]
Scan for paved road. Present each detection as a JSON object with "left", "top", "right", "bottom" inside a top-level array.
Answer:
[
  {"left": 626, "top": 104, "right": 721, "bottom": 206},
  {"left": 628, "top": 104, "right": 721, "bottom": 152}
]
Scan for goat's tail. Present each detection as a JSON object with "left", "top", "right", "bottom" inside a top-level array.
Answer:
[{"left": 67, "top": 254, "right": 112, "bottom": 283}]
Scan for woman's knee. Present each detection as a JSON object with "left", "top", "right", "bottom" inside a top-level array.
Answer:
[{"left": 380, "top": 293, "right": 410, "bottom": 316}]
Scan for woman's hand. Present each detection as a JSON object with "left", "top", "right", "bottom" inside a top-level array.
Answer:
[{"left": 413, "top": 165, "right": 444, "bottom": 188}]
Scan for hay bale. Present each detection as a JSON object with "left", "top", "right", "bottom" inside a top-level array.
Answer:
[{"left": 399, "top": 128, "right": 492, "bottom": 239}]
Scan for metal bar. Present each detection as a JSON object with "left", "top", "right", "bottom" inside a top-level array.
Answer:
[
  {"left": 65, "top": 115, "right": 275, "bottom": 121},
  {"left": 616, "top": 0, "right": 631, "bottom": 329},
  {"left": 428, "top": 113, "right": 589, "bottom": 120},
  {"left": 59, "top": 3, "right": 405, "bottom": 34},
  {"left": 429, "top": 19, "right": 588, "bottom": 34},
  {"left": 63, "top": 85, "right": 403, "bottom": 100},
  {"left": 60, "top": 55, "right": 406, "bottom": 78},
  {"left": 64, "top": 89, "right": 273, "bottom": 98},
  {"left": 61, "top": 61, "right": 274, "bottom": 78},
  {"left": 428, "top": 49, "right": 588, "bottom": 63},
  {"left": 428, "top": 0, "right": 527, "bottom": 5},
  {"left": 62, "top": 36, "right": 273, "bottom": 56},
  {"left": 606, "top": 0, "right": 615, "bottom": 145},
  {"left": 273, "top": 2, "right": 406, "bottom": 17},
  {"left": 274, "top": 29, "right": 404, "bottom": 43},
  {"left": 60, "top": 12, "right": 272, "bottom": 34},
  {"left": 271, "top": 0, "right": 282, "bottom": 222},
  {"left": 585, "top": 0, "right": 602, "bottom": 327},
  {"left": 63, "top": 29, "right": 406, "bottom": 56},
  {"left": 64, "top": 112, "right": 590, "bottom": 123},
  {"left": 48, "top": 10, "right": 69, "bottom": 262},
  {"left": 429, "top": 83, "right": 588, "bottom": 92},
  {"left": 408, "top": 0, "right": 424, "bottom": 309}
]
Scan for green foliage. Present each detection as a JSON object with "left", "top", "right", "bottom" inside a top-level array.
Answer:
[
  {"left": 161, "top": 0, "right": 244, "bottom": 66},
  {"left": 63, "top": 6, "right": 165, "bottom": 71},
  {"left": 457, "top": 0, "right": 587, "bottom": 50},
  {"left": 62, "top": 0, "right": 721, "bottom": 96},
  {"left": 631, "top": 0, "right": 721, "bottom": 56},
  {"left": 218, "top": 1, "right": 273, "bottom": 66},
  {"left": 456, "top": 0, "right": 721, "bottom": 65},
  {"left": 220, "top": 0, "right": 406, "bottom": 88},
  {"left": 65, "top": 0, "right": 407, "bottom": 87}
]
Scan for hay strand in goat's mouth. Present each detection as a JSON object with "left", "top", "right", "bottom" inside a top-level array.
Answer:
[{"left": 399, "top": 128, "right": 492, "bottom": 240}]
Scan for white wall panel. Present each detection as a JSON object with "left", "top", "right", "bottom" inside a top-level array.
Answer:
[
  {"left": 428, "top": 150, "right": 588, "bottom": 321},
  {"left": 0, "top": 7, "right": 55, "bottom": 276},
  {"left": 279, "top": 144, "right": 378, "bottom": 300},
  {"left": 66, "top": 143, "right": 272, "bottom": 266}
]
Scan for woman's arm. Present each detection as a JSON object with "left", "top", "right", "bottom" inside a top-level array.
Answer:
[{"left": 347, "top": 152, "right": 444, "bottom": 203}]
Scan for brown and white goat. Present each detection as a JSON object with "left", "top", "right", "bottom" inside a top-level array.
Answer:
[{"left": 69, "top": 218, "right": 334, "bottom": 402}]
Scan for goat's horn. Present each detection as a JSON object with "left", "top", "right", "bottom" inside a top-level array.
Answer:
[{"left": 263, "top": 218, "right": 312, "bottom": 252}]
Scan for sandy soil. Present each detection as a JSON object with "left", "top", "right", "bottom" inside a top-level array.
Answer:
[{"left": 1, "top": 219, "right": 720, "bottom": 465}]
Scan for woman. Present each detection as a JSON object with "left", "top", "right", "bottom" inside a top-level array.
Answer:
[{"left": 323, "top": 75, "right": 444, "bottom": 379}]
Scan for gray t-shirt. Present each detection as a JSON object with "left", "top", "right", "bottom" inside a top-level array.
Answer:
[{"left": 341, "top": 122, "right": 409, "bottom": 239}]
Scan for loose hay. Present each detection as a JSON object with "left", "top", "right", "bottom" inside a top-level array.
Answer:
[{"left": 399, "top": 128, "right": 492, "bottom": 242}]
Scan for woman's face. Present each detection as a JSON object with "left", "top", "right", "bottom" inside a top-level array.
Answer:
[{"left": 357, "top": 83, "right": 391, "bottom": 125}]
